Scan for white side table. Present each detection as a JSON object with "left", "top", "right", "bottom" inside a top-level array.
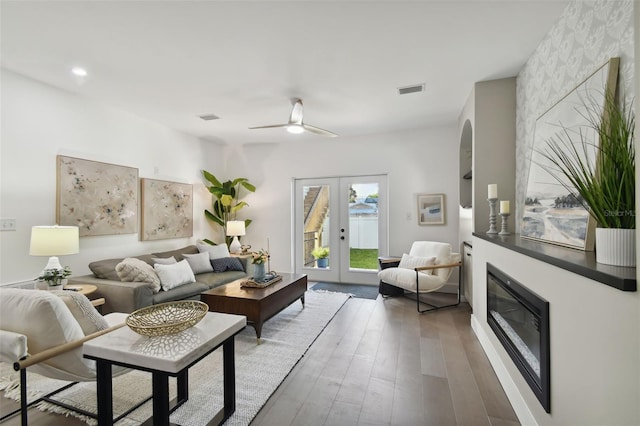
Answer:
[{"left": 83, "top": 312, "right": 246, "bottom": 425}]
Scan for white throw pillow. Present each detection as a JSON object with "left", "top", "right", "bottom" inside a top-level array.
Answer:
[
  {"left": 398, "top": 253, "right": 437, "bottom": 275},
  {"left": 51, "top": 290, "right": 109, "bottom": 335},
  {"left": 154, "top": 260, "right": 196, "bottom": 291},
  {"left": 116, "top": 258, "right": 162, "bottom": 293},
  {"left": 196, "top": 241, "right": 230, "bottom": 259},
  {"left": 183, "top": 252, "right": 214, "bottom": 274}
]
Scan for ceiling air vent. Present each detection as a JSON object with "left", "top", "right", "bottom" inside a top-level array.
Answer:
[
  {"left": 199, "top": 114, "right": 220, "bottom": 121},
  {"left": 397, "top": 84, "right": 425, "bottom": 95}
]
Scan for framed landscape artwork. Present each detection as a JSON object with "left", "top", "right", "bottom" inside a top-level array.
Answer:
[
  {"left": 417, "top": 193, "right": 445, "bottom": 225},
  {"left": 141, "top": 178, "right": 193, "bottom": 241},
  {"left": 521, "top": 58, "right": 619, "bottom": 251},
  {"left": 57, "top": 155, "right": 138, "bottom": 236}
]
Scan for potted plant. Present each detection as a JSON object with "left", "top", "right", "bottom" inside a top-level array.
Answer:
[
  {"left": 539, "top": 93, "right": 635, "bottom": 266},
  {"left": 36, "top": 266, "right": 72, "bottom": 289},
  {"left": 312, "top": 247, "right": 330, "bottom": 268},
  {"left": 202, "top": 171, "right": 255, "bottom": 246}
]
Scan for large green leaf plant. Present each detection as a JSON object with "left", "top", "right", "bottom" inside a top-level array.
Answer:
[{"left": 202, "top": 170, "right": 256, "bottom": 245}]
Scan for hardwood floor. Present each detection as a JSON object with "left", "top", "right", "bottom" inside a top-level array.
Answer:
[
  {"left": 252, "top": 293, "right": 519, "bottom": 426},
  {"left": 0, "top": 293, "right": 519, "bottom": 426}
]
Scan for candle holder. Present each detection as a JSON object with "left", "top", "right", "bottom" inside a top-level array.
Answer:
[
  {"left": 499, "top": 213, "right": 511, "bottom": 236},
  {"left": 487, "top": 198, "right": 498, "bottom": 234}
]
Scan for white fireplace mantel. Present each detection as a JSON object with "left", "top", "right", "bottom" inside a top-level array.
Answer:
[{"left": 471, "top": 234, "right": 640, "bottom": 426}]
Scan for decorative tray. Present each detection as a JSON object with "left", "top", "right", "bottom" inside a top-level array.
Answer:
[
  {"left": 126, "top": 300, "right": 208, "bottom": 337},
  {"left": 241, "top": 274, "right": 282, "bottom": 288}
]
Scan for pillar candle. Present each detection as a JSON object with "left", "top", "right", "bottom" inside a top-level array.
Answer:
[
  {"left": 488, "top": 184, "right": 497, "bottom": 199},
  {"left": 500, "top": 200, "right": 510, "bottom": 214}
]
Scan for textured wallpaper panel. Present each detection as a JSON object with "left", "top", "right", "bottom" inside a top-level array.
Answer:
[{"left": 515, "top": 0, "right": 634, "bottom": 228}]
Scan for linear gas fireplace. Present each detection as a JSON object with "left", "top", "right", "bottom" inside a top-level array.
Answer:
[{"left": 487, "top": 263, "right": 550, "bottom": 413}]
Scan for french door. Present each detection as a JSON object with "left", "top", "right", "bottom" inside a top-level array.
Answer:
[{"left": 293, "top": 175, "right": 387, "bottom": 285}]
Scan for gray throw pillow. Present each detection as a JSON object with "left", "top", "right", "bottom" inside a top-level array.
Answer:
[{"left": 210, "top": 257, "right": 245, "bottom": 273}]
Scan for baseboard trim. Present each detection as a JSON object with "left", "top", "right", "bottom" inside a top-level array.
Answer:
[{"left": 470, "top": 314, "right": 537, "bottom": 426}]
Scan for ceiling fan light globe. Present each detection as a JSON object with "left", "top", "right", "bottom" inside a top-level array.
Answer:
[{"left": 287, "top": 124, "right": 304, "bottom": 134}]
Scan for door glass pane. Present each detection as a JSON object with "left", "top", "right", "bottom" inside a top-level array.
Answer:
[
  {"left": 303, "top": 185, "right": 331, "bottom": 269},
  {"left": 348, "top": 183, "right": 379, "bottom": 270}
]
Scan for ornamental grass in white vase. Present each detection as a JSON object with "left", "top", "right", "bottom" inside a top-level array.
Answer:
[{"left": 539, "top": 94, "right": 635, "bottom": 266}]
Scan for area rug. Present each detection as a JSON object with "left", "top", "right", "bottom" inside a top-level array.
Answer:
[
  {"left": 311, "top": 282, "right": 379, "bottom": 300},
  {"left": 0, "top": 290, "right": 350, "bottom": 426}
]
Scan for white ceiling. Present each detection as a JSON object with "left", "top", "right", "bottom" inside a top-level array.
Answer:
[{"left": 1, "top": 1, "right": 569, "bottom": 146}]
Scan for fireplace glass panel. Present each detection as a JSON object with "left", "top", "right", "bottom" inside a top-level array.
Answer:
[
  {"left": 486, "top": 263, "right": 550, "bottom": 413},
  {"left": 488, "top": 275, "right": 541, "bottom": 383}
]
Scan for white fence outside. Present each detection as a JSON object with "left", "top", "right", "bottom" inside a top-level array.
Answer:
[{"left": 349, "top": 216, "right": 378, "bottom": 249}]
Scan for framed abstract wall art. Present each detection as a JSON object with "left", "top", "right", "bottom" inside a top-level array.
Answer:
[
  {"left": 57, "top": 155, "right": 138, "bottom": 236},
  {"left": 521, "top": 58, "right": 619, "bottom": 251},
  {"left": 140, "top": 178, "right": 193, "bottom": 241},
  {"left": 417, "top": 193, "right": 445, "bottom": 225}
]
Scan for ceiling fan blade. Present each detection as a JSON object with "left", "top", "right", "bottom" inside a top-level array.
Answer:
[
  {"left": 302, "top": 123, "right": 338, "bottom": 137},
  {"left": 248, "top": 123, "right": 288, "bottom": 130},
  {"left": 288, "top": 99, "right": 304, "bottom": 125}
]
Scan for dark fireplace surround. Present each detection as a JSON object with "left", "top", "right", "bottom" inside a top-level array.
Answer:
[{"left": 487, "top": 263, "right": 550, "bottom": 413}]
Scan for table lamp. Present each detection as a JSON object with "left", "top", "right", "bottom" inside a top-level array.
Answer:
[
  {"left": 226, "top": 220, "right": 245, "bottom": 254},
  {"left": 30, "top": 225, "right": 79, "bottom": 273}
]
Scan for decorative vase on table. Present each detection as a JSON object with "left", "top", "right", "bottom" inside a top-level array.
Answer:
[
  {"left": 253, "top": 263, "right": 266, "bottom": 282},
  {"left": 595, "top": 228, "right": 636, "bottom": 267}
]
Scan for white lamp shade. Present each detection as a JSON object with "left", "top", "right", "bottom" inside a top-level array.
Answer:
[
  {"left": 226, "top": 220, "right": 246, "bottom": 237},
  {"left": 29, "top": 226, "right": 79, "bottom": 256}
]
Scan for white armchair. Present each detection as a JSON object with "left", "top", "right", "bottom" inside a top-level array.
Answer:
[
  {"left": 0, "top": 288, "right": 140, "bottom": 424},
  {"left": 378, "top": 241, "right": 462, "bottom": 312}
]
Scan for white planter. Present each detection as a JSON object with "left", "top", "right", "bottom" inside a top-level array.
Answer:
[{"left": 595, "top": 228, "right": 636, "bottom": 267}]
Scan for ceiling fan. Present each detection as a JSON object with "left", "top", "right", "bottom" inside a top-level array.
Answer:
[{"left": 249, "top": 98, "right": 337, "bottom": 137}]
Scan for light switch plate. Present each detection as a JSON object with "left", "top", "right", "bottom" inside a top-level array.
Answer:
[{"left": 1, "top": 218, "right": 16, "bottom": 231}]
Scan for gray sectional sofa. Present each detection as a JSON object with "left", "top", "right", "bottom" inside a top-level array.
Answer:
[{"left": 68, "top": 245, "right": 252, "bottom": 314}]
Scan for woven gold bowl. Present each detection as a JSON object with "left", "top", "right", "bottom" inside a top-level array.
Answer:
[{"left": 126, "top": 300, "right": 208, "bottom": 337}]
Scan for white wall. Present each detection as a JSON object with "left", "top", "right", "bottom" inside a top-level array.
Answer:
[
  {"left": 0, "top": 69, "right": 221, "bottom": 284},
  {"left": 472, "top": 237, "right": 640, "bottom": 426},
  {"left": 0, "top": 69, "right": 460, "bottom": 285},
  {"left": 223, "top": 126, "right": 460, "bottom": 274}
]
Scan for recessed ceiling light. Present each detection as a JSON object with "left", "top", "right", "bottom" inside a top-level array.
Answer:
[{"left": 71, "top": 67, "right": 88, "bottom": 77}]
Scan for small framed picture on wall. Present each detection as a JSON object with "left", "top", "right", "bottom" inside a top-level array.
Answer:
[{"left": 417, "top": 193, "right": 445, "bottom": 225}]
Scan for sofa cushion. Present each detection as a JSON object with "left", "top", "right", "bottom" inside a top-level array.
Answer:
[
  {"left": 115, "top": 258, "right": 162, "bottom": 293},
  {"left": 89, "top": 258, "right": 124, "bottom": 281},
  {"left": 152, "top": 282, "right": 209, "bottom": 304},
  {"left": 155, "top": 260, "right": 196, "bottom": 291},
  {"left": 183, "top": 252, "right": 214, "bottom": 274},
  {"left": 210, "top": 257, "right": 245, "bottom": 273},
  {"left": 151, "top": 245, "right": 199, "bottom": 262},
  {"left": 89, "top": 254, "right": 155, "bottom": 280},
  {"left": 196, "top": 241, "right": 230, "bottom": 259},
  {"left": 196, "top": 270, "right": 248, "bottom": 288},
  {"left": 152, "top": 256, "right": 177, "bottom": 265}
]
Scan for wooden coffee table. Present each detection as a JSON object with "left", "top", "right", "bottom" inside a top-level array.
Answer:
[{"left": 201, "top": 273, "right": 307, "bottom": 341}]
